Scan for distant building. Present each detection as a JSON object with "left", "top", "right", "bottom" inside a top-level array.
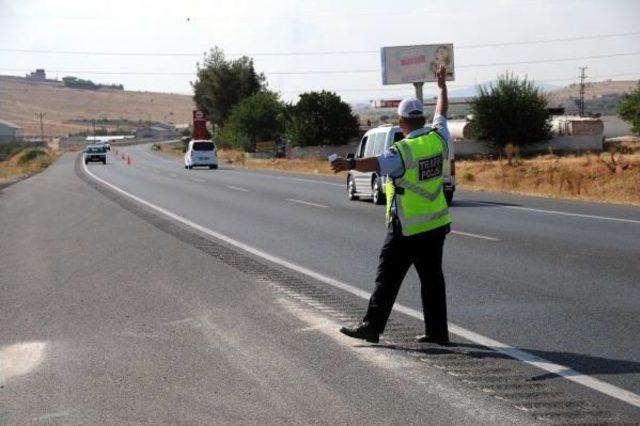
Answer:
[
  {"left": 0, "top": 119, "right": 24, "bottom": 143},
  {"left": 26, "top": 69, "right": 46, "bottom": 81}
]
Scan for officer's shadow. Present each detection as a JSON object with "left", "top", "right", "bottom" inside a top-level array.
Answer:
[{"left": 354, "top": 341, "right": 640, "bottom": 382}]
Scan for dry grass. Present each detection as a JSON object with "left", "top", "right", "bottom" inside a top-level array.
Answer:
[
  {"left": 0, "top": 148, "right": 62, "bottom": 182},
  {"left": 0, "top": 77, "right": 194, "bottom": 136},
  {"left": 457, "top": 149, "right": 640, "bottom": 205},
  {"left": 219, "top": 150, "right": 337, "bottom": 175}
]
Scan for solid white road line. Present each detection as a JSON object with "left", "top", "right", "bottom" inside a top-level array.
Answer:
[
  {"left": 287, "top": 198, "right": 329, "bottom": 209},
  {"left": 471, "top": 201, "right": 640, "bottom": 224},
  {"left": 450, "top": 230, "right": 500, "bottom": 241},
  {"left": 82, "top": 160, "right": 640, "bottom": 409},
  {"left": 504, "top": 205, "right": 640, "bottom": 224},
  {"left": 226, "top": 185, "right": 249, "bottom": 192}
]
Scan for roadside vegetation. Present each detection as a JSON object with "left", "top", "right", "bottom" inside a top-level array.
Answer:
[
  {"left": 457, "top": 146, "right": 640, "bottom": 205},
  {"left": 191, "top": 47, "right": 360, "bottom": 151},
  {"left": 470, "top": 73, "right": 552, "bottom": 164},
  {"left": 0, "top": 146, "right": 61, "bottom": 184},
  {"left": 617, "top": 82, "right": 640, "bottom": 135}
]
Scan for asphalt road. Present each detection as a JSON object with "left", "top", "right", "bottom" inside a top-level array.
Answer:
[
  {"left": 0, "top": 153, "right": 539, "bottom": 425},
  {"left": 1, "top": 146, "right": 639, "bottom": 423},
  {"left": 106, "top": 146, "right": 640, "bottom": 389}
]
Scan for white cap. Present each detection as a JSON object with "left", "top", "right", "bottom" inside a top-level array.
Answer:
[{"left": 397, "top": 97, "right": 424, "bottom": 118}]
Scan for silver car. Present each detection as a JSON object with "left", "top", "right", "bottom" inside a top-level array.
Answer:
[{"left": 346, "top": 124, "right": 455, "bottom": 205}]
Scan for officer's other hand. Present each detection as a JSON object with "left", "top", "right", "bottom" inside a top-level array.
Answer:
[
  {"left": 436, "top": 64, "right": 447, "bottom": 88},
  {"left": 330, "top": 158, "right": 349, "bottom": 173}
]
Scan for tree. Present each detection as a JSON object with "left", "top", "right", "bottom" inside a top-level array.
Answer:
[
  {"left": 470, "top": 73, "right": 551, "bottom": 151},
  {"left": 220, "top": 91, "right": 285, "bottom": 151},
  {"left": 285, "top": 91, "right": 360, "bottom": 147},
  {"left": 618, "top": 81, "right": 640, "bottom": 135},
  {"left": 192, "top": 47, "right": 266, "bottom": 125}
]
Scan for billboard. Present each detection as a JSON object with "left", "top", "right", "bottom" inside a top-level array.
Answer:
[{"left": 381, "top": 44, "right": 454, "bottom": 85}]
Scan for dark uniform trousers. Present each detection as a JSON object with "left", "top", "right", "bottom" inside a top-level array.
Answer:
[{"left": 363, "top": 222, "right": 450, "bottom": 336}]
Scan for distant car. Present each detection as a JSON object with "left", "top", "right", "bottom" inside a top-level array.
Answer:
[
  {"left": 84, "top": 145, "right": 107, "bottom": 165},
  {"left": 103, "top": 142, "right": 111, "bottom": 151},
  {"left": 346, "top": 124, "right": 455, "bottom": 206},
  {"left": 184, "top": 140, "right": 218, "bottom": 169}
]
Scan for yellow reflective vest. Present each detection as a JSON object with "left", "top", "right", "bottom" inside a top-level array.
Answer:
[{"left": 385, "top": 129, "right": 451, "bottom": 236}]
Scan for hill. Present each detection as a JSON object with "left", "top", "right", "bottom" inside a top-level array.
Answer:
[
  {"left": 547, "top": 80, "right": 639, "bottom": 115},
  {"left": 0, "top": 76, "right": 195, "bottom": 137}
]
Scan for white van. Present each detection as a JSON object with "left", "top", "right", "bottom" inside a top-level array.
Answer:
[
  {"left": 346, "top": 124, "right": 455, "bottom": 205},
  {"left": 184, "top": 140, "right": 218, "bottom": 170}
]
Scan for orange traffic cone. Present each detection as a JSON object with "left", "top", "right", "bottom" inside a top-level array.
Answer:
[{"left": 127, "top": 155, "right": 131, "bottom": 165}]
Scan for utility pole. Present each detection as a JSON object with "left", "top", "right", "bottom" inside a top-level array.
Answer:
[
  {"left": 92, "top": 119, "right": 96, "bottom": 141},
  {"left": 36, "top": 112, "right": 46, "bottom": 144},
  {"left": 578, "top": 66, "right": 588, "bottom": 117}
]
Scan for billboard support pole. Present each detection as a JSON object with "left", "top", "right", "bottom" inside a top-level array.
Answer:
[{"left": 413, "top": 82, "right": 424, "bottom": 105}]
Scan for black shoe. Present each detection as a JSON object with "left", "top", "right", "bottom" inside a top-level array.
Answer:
[
  {"left": 415, "top": 334, "right": 450, "bottom": 345},
  {"left": 339, "top": 323, "right": 380, "bottom": 343}
]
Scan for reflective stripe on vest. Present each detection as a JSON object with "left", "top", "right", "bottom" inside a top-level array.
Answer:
[{"left": 385, "top": 130, "right": 451, "bottom": 236}]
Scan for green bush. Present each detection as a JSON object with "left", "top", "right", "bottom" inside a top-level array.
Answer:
[
  {"left": 220, "top": 91, "right": 285, "bottom": 151},
  {"left": 618, "top": 81, "right": 640, "bottom": 135},
  {"left": 470, "top": 73, "right": 551, "bottom": 149},
  {"left": 462, "top": 172, "right": 475, "bottom": 182},
  {"left": 18, "top": 149, "right": 46, "bottom": 165},
  {"left": 284, "top": 90, "right": 360, "bottom": 147}
]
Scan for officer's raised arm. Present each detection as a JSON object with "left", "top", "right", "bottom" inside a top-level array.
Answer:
[{"left": 434, "top": 64, "right": 448, "bottom": 118}]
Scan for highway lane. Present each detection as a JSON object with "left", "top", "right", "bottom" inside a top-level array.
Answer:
[{"left": 94, "top": 146, "right": 640, "bottom": 403}]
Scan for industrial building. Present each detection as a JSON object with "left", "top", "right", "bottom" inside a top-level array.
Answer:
[{"left": 0, "top": 119, "right": 24, "bottom": 143}]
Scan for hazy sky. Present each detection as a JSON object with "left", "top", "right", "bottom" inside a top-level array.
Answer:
[{"left": 1, "top": 0, "right": 639, "bottom": 102}]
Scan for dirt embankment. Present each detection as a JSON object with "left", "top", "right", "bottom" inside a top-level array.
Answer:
[{"left": 456, "top": 151, "right": 640, "bottom": 206}]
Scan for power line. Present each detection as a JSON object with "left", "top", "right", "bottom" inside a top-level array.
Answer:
[
  {"left": 278, "top": 73, "right": 640, "bottom": 94},
  {"left": 1, "top": 50, "right": 638, "bottom": 77},
  {"left": 0, "top": 31, "right": 638, "bottom": 57}
]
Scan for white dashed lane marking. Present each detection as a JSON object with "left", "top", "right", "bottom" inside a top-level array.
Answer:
[
  {"left": 450, "top": 230, "right": 500, "bottom": 241},
  {"left": 226, "top": 185, "right": 249, "bottom": 192},
  {"left": 287, "top": 198, "right": 329, "bottom": 209}
]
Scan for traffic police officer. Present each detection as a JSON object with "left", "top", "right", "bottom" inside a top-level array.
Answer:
[{"left": 330, "top": 64, "right": 451, "bottom": 345}]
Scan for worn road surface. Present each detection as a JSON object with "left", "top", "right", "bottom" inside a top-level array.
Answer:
[{"left": 1, "top": 147, "right": 639, "bottom": 424}]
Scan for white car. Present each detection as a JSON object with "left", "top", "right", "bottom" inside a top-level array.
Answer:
[
  {"left": 347, "top": 124, "right": 455, "bottom": 205},
  {"left": 184, "top": 140, "right": 218, "bottom": 169}
]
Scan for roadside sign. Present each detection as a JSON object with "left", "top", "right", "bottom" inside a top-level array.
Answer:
[
  {"left": 192, "top": 110, "right": 207, "bottom": 140},
  {"left": 381, "top": 44, "right": 455, "bottom": 85}
]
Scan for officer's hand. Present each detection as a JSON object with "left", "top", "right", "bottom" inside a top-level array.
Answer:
[
  {"left": 330, "top": 158, "right": 349, "bottom": 173},
  {"left": 436, "top": 64, "right": 447, "bottom": 88}
]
